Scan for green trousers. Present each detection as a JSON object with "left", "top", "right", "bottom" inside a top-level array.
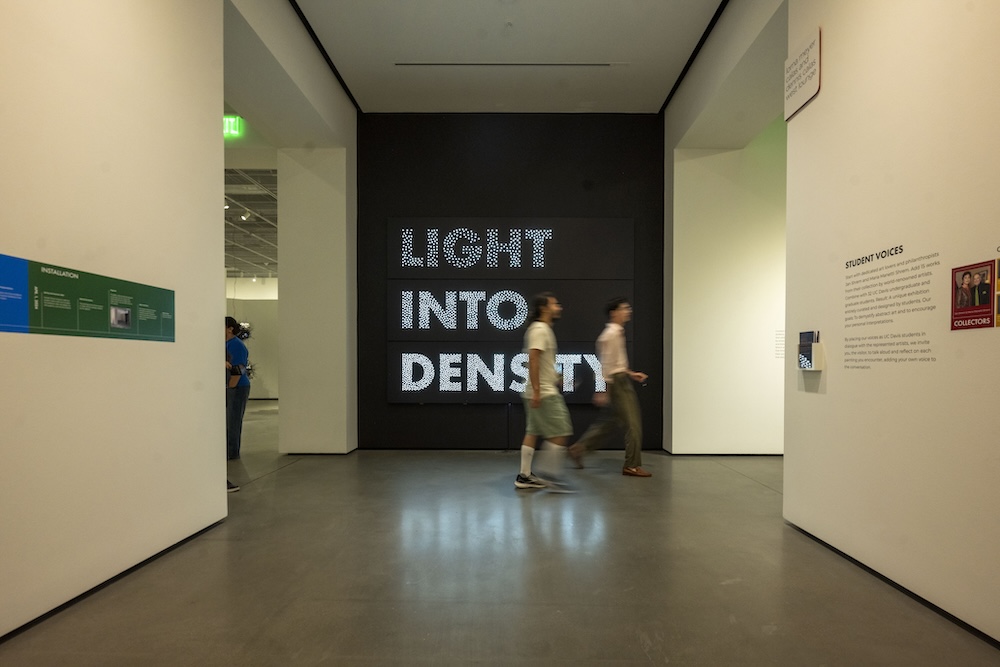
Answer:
[{"left": 577, "top": 372, "right": 643, "bottom": 468}]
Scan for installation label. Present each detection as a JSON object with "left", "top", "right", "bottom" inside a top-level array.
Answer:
[{"left": 0, "top": 253, "right": 174, "bottom": 342}]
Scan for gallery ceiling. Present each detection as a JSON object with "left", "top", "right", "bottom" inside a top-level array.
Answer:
[
  {"left": 225, "top": 169, "right": 277, "bottom": 279},
  {"left": 223, "top": 1, "right": 739, "bottom": 278},
  {"left": 292, "top": 0, "right": 727, "bottom": 114}
]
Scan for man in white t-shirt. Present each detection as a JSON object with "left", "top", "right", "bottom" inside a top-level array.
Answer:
[{"left": 515, "top": 292, "right": 575, "bottom": 493}]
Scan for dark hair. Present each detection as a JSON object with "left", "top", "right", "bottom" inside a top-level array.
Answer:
[
  {"left": 225, "top": 316, "right": 242, "bottom": 335},
  {"left": 529, "top": 292, "right": 556, "bottom": 322},
  {"left": 605, "top": 296, "right": 630, "bottom": 318}
]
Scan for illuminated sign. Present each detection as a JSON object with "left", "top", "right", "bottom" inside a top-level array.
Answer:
[
  {"left": 223, "top": 115, "right": 244, "bottom": 138},
  {"left": 388, "top": 218, "right": 633, "bottom": 403}
]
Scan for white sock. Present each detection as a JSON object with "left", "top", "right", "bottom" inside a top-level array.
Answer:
[
  {"left": 519, "top": 445, "right": 535, "bottom": 476},
  {"left": 537, "top": 440, "right": 566, "bottom": 477}
]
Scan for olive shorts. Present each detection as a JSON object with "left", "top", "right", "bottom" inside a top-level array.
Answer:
[{"left": 523, "top": 394, "right": 572, "bottom": 439}]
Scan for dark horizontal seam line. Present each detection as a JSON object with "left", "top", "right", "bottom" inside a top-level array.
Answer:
[
  {"left": 394, "top": 62, "right": 614, "bottom": 67},
  {"left": 714, "top": 461, "right": 784, "bottom": 495}
]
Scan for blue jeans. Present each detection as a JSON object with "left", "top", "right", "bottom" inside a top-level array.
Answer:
[{"left": 226, "top": 385, "right": 250, "bottom": 459}]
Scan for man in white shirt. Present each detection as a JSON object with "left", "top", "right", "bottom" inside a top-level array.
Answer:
[
  {"left": 515, "top": 292, "right": 575, "bottom": 493},
  {"left": 569, "top": 297, "right": 651, "bottom": 477}
]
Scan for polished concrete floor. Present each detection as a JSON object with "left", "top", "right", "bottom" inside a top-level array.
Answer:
[{"left": 2, "top": 402, "right": 998, "bottom": 666}]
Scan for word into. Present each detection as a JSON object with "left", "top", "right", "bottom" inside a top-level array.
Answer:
[{"left": 402, "top": 290, "right": 528, "bottom": 331}]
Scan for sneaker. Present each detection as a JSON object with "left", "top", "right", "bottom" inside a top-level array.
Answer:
[
  {"left": 227, "top": 480, "right": 240, "bottom": 493},
  {"left": 543, "top": 476, "right": 577, "bottom": 494},
  {"left": 515, "top": 473, "right": 546, "bottom": 489}
]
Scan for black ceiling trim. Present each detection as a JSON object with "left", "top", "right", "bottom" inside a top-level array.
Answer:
[
  {"left": 659, "top": 0, "right": 731, "bottom": 115},
  {"left": 395, "top": 62, "right": 616, "bottom": 67},
  {"left": 287, "top": 0, "right": 363, "bottom": 114}
]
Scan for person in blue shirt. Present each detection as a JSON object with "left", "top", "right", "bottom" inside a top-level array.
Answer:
[{"left": 225, "top": 316, "right": 251, "bottom": 464}]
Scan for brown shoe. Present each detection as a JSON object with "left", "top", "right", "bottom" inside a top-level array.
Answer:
[
  {"left": 622, "top": 466, "right": 651, "bottom": 477},
  {"left": 568, "top": 444, "right": 585, "bottom": 469}
]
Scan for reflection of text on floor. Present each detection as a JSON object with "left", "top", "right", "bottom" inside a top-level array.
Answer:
[{"left": 843, "top": 253, "right": 940, "bottom": 370}]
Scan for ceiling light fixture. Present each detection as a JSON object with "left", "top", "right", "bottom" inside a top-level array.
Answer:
[{"left": 240, "top": 210, "right": 251, "bottom": 221}]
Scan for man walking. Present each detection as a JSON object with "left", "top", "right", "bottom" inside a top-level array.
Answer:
[
  {"left": 514, "top": 292, "right": 575, "bottom": 493},
  {"left": 569, "top": 297, "right": 651, "bottom": 477}
]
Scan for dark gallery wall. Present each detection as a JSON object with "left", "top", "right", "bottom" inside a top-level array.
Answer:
[{"left": 358, "top": 113, "right": 664, "bottom": 449}]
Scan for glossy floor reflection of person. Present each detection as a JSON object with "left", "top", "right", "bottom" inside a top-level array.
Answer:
[{"left": 1, "top": 402, "right": 997, "bottom": 665}]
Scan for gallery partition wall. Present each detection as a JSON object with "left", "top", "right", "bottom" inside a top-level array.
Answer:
[
  {"left": 358, "top": 114, "right": 664, "bottom": 450},
  {"left": 665, "top": 0, "right": 1000, "bottom": 642},
  {"left": 1, "top": 0, "right": 225, "bottom": 637}
]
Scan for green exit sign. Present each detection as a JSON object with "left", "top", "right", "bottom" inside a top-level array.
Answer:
[{"left": 223, "top": 115, "right": 244, "bottom": 138}]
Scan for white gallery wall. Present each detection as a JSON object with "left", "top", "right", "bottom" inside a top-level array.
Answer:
[
  {"left": 666, "top": 0, "right": 787, "bottom": 454},
  {"left": 784, "top": 0, "right": 1000, "bottom": 641},
  {"left": 278, "top": 148, "right": 355, "bottom": 453},
  {"left": 227, "top": 276, "right": 279, "bottom": 301},
  {"left": 667, "top": 0, "right": 999, "bottom": 641},
  {"left": 226, "top": 0, "right": 358, "bottom": 454},
  {"left": 0, "top": 1, "right": 226, "bottom": 636},
  {"left": 673, "top": 118, "right": 786, "bottom": 453}
]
